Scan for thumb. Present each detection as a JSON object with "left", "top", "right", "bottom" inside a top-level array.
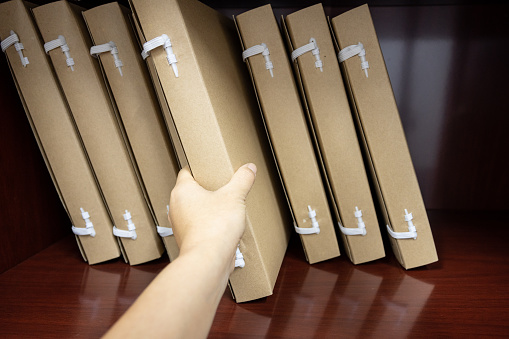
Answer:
[{"left": 225, "top": 163, "right": 257, "bottom": 199}]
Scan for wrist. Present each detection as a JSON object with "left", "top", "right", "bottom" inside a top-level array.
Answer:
[{"left": 179, "top": 240, "right": 237, "bottom": 276}]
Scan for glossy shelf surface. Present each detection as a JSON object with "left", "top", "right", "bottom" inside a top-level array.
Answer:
[{"left": 1, "top": 210, "right": 508, "bottom": 337}]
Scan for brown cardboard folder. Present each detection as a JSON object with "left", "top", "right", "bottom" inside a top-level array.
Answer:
[
  {"left": 331, "top": 5, "right": 438, "bottom": 269},
  {"left": 130, "top": 0, "right": 292, "bottom": 302},
  {"left": 0, "top": 0, "right": 120, "bottom": 264},
  {"left": 130, "top": 17, "right": 189, "bottom": 172},
  {"left": 235, "top": 5, "right": 340, "bottom": 264},
  {"left": 283, "top": 4, "right": 385, "bottom": 264},
  {"left": 32, "top": 0, "right": 164, "bottom": 265},
  {"left": 83, "top": 3, "right": 181, "bottom": 261}
]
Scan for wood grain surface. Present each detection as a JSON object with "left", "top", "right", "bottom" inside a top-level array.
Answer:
[{"left": 1, "top": 210, "right": 508, "bottom": 337}]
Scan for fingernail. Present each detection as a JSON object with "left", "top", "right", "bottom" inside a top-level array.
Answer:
[{"left": 245, "top": 163, "right": 257, "bottom": 176}]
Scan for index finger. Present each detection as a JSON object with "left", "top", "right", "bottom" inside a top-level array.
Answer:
[{"left": 175, "top": 166, "right": 195, "bottom": 185}]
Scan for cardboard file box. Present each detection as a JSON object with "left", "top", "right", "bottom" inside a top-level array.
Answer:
[
  {"left": 0, "top": 0, "right": 120, "bottom": 264},
  {"left": 283, "top": 4, "right": 385, "bottom": 264},
  {"left": 235, "top": 5, "right": 340, "bottom": 264},
  {"left": 131, "top": 17, "right": 189, "bottom": 172},
  {"left": 331, "top": 5, "right": 438, "bottom": 269},
  {"left": 130, "top": 0, "right": 291, "bottom": 302},
  {"left": 32, "top": 0, "right": 164, "bottom": 265},
  {"left": 83, "top": 3, "right": 180, "bottom": 261}
]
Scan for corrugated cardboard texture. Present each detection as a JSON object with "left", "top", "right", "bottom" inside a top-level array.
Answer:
[
  {"left": 285, "top": 4, "right": 385, "bottom": 264},
  {"left": 131, "top": 0, "right": 291, "bottom": 302},
  {"left": 32, "top": 0, "right": 164, "bottom": 265},
  {"left": 83, "top": 3, "right": 180, "bottom": 261},
  {"left": 236, "top": 5, "right": 340, "bottom": 264},
  {"left": 331, "top": 5, "right": 438, "bottom": 269},
  {"left": 0, "top": 0, "right": 120, "bottom": 265}
]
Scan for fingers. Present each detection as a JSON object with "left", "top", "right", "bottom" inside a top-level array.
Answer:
[
  {"left": 225, "top": 163, "right": 257, "bottom": 199},
  {"left": 175, "top": 166, "right": 195, "bottom": 185},
  {"left": 171, "top": 167, "right": 197, "bottom": 205}
]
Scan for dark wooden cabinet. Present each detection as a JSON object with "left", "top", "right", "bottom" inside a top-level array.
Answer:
[
  {"left": 1, "top": 1, "right": 508, "bottom": 337},
  {"left": 0, "top": 54, "right": 70, "bottom": 274}
]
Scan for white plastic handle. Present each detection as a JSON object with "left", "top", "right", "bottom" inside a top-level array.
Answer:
[
  {"left": 141, "top": 34, "right": 178, "bottom": 77},
  {"left": 338, "top": 42, "right": 369, "bottom": 78},
  {"left": 44, "top": 35, "right": 74, "bottom": 71},
  {"left": 291, "top": 38, "right": 323, "bottom": 71},
  {"left": 157, "top": 226, "right": 174, "bottom": 237},
  {"left": 235, "top": 247, "right": 245, "bottom": 268},
  {"left": 294, "top": 223, "right": 320, "bottom": 235},
  {"left": 386, "top": 209, "right": 417, "bottom": 240},
  {"left": 90, "top": 41, "right": 124, "bottom": 76},
  {"left": 294, "top": 206, "right": 320, "bottom": 235},
  {"left": 338, "top": 206, "right": 367, "bottom": 236},
  {"left": 242, "top": 43, "right": 274, "bottom": 77},
  {"left": 1, "top": 30, "right": 29, "bottom": 67},
  {"left": 112, "top": 210, "right": 137, "bottom": 240},
  {"left": 71, "top": 207, "right": 96, "bottom": 237}
]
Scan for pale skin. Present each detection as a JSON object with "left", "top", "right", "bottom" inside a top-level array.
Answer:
[{"left": 103, "top": 163, "right": 257, "bottom": 339}]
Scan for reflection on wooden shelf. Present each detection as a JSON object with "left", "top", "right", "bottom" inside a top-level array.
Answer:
[{"left": 0, "top": 211, "right": 508, "bottom": 337}]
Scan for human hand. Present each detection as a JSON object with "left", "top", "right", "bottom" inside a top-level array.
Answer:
[
  {"left": 106, "top": 164, "right": 257, "bottom": 339},
  {"left": 168, "top": 163, "right": 257, "bottom": 270}
]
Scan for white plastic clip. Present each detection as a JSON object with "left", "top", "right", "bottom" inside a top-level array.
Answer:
[
  {"left": 157, "top": 205, "right": 174, "bottom": 237},
  {"left": 294, "top": 205, "right": 320, "bottom": 235},
  {"left": 338, "top": 42, "right": 369, "bottom": 78},
  {"left": 141, "top": 34, "right": 178, "bottom": 77},
  {"left": 157, "top": 226, "right": 173, "bottom": 237},
  {"left": 1, "top": 31, "right": 29, "bottom": 67},
  {"left": 338, "top": 206, "right": 367, "bottom": 236},
  {"left": 242, "top": 43, "right": 274, "bottom": 77},
  {"left": 71, "top": 207, "right": 96, "bottom": 237},
  {"left": 44, "top": 35, "right": 74, "bottom": 71},
  {"left": 291, "top": 38, "right": 323, "bottom": 72},
  {"left": 90, "top": 41, "right": 124, "bottom": 76},
  {"left": 235, "top": 246, "right": 245, "bottom": 268},
  {"left": 386, "top": 209, "right": 417, "bottom": 240},
  {"left": 112, "top": 210, "right": 137, "bottom": 240}
]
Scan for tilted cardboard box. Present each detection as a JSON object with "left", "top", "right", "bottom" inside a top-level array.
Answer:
[
  {"left": 283, "top": 4, "right": 385, "bottom": 264},
  {"left": 32, "top": 0, "right": 164, "bottom": 265},
  {"left": 130, "top": 0, "right": 292, "bottom": 302},
  {"left": 0, "top": 0, "right": 120, "bottom": 264},
  {"left": 130, "top": 17, "right": 189, "bottom": 172},
  {"left": 83, "top": 3, "right": 180, "bottom": 261},
  {"left": 331, "top": 5, "right": 438, "bottom": 269},
  {"left": 235, "top": 4, "right": 340, "bottom": 264}
]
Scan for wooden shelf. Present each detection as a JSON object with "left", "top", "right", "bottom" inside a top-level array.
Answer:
[
  {"left": 1, "top": 2, "right": 508, "bottom": 337},
  {"left": 1, "top": 210, "right": 508, "bottom": 337}
]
